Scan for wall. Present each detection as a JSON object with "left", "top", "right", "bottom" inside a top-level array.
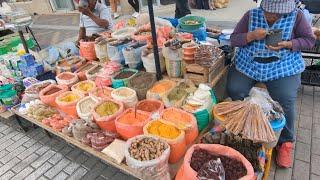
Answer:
[{"left": 9, "top": 0, "right": 53, "bottom": 14}]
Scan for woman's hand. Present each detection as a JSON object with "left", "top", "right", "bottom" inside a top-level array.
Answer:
[
  {"left": 79, "top": 6, "right": 93, "bottom": 17},
  {"left": 247, "top": 28, "right": 267, "bottom": 42},
  {"left": 267, "top": 41, "right": 293, "bottom": 51}
]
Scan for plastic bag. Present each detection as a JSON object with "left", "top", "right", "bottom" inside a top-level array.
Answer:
[
  {"left": 111, "top": 87, "right": 138, "bottom": 109},
  {"left": 162, "top": 46, "right": 183, "bottom": 60},
  {"left": 248, "top": 87, "right": 284, "bottom": 120},
  {"left": 175, "top": 144, "right": 255, "bottom": 180},
  {"left": 125, "top": 135, "right": 171, "bottom": 180},
  {"left": 197, "top": 158, "right": 225, "bottom": 180}
]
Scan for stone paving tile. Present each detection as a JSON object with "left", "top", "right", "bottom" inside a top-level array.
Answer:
[
  {"left": 0, "top": 157, "right": 20, "bottom": 175},
  {"left": 295, "top": 142, "right": 311, "bottom": 162},
  {"left": 67, "top": 167, "right": 88, "bottom": 180},
  {"left": 53, "top": 171, "right": 69, "bottom": 180},
  {"left": 311, "top": 174, "right": 320, "bottom": 180},
  {"left": 100, "top": 165, "right": 119, "bottom": 179},
  {"left": 312, "top": 138, "right": 320, "bottom": 156},
  {"left": 12, "top": 166, "right": 34, "bottom": 179},
  {"left": 292, "top": 160, "right": 310, "bottom": 180},
  {"left": 35, "top": 146, "right": 51, "bottom": 156},
  {"left": 0, "top": 150, "right": 9, "bottom": 159},
  {"left": 0, "top": 170, "right": 15, "bottom": 180},
  {"left": 18, "top": 142, "right": 42, "bottom": 160},
  {"left": 26, "top": 162, "right": 53, "bottom": 180},
  {"left": 44, "top": 158, "right": 70, "bottom": 179},
  {"left": 311, "top": 154, "right": 320, "bottom": 176},
  {"left": 297, "top": 128, "right": 312, "bottom": 144},
  {"left": 31, "top": 150, "right": 56, "bottom": 168},
  {"left": 0, "top": 145, "right": 26, "bottom": 164},
  {"left": 81, "top": 162, "right": 106, "bottom": 180},
  {"left": 12, "top": 153, "right": 39, "bottom": 173},
  {"left": 298, "top": 115, "right": 313, "bottom": 130},
  {"left": 312, "top": 124, "right": 320, "bottom": 139},
  {"left": 48, "top": 152, "right": 64, "bottom": 164}
]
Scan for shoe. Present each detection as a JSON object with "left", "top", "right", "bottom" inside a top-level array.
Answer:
[
  {"left": 113, "top": 12, "right": 120, "bottom": 19},
  {"left": 276, "top": 142, "right": 293, "bottom": 168},
  {"left": 132, "top": 12, "right": 139, "bottom": 18}
]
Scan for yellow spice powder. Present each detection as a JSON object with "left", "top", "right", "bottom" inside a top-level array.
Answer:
[{"left": 148, "top": 120, "right": 180, "bottom": 139}]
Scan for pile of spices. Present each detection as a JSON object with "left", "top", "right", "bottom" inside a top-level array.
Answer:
[
  {"left": 25, "top": 82, "right": 52, "bottom": 94},
  {"left": 58, "top": 93, "right": 81, "bottom": 103},
  {"left": 167, "top": 88, "right": 187, "bottom": 102},
  {"left": 149, "top": 80, "right": 176, "bottom": 93},
  {"left": 162, "top": 109, "right": 192, "bottom": 130},
  {"left": 76, "top": 81, "right": 94, "bottom": 92},
  {"left": 113, "top": 88, "right": 134, "bottom": 97},
  {"left": 136, "top": 100, "right": 161, "bottom": 113},
  {"left": 44, "top": 87, "right": 61, "bottom": 96},
  {"left": 114, "top": 71, "right": 135, "bottom": 80},
  {"left": 128, "top": 137, "right": 168, "bottom": 161},
  {"left": 201, "top": 132, "right": 262, "bottom": 171},
  {"left": 95, "top": 101, "right": 119, "bottom": 117},
  {"left": 58, "top": 73, "right": 76, "bottom": 80},
  {"left": 147, "top": 120, "right": 181, "bottom": 139},
  {"left": 191, "top": 149, "right": 247, "bottom": 180},
  {"left": 118, "top": 109, "right": 149, "bottom": 125},
  {"left": 129, "top": 72, "right": 156, "bottom": 89}
]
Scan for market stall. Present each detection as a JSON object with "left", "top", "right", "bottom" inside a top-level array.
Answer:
[{"left": 0, "top": 2, "right": 292, "bottom": 179}]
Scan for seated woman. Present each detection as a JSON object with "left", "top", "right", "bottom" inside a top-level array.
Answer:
[
  {"left": 228, "top": 0, "right": 315, "bottom": 168},
  {"left": 77, "top": 0, "right": 113, "bottom": 44}
]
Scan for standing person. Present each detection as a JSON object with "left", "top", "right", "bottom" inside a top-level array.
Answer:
[
  {"left": 175, "top": 0, "right": 191, "bottom": 19},
  {"left": 128, "top": 0, "right": 140, "bottom": 18},
  {"left": 228, "top": 0, "right": 315, "bottom": 168},
  {"left": 77, "top": 0, "right": 113, "bottom": 44}
]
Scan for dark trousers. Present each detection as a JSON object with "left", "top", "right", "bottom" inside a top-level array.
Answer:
[
  {"left": 175, "top": 0, "right": 191, "bottom": 19},
  {"left": 227, "top": 66, "right": 301, "bottom": 144},
  {"left": 196, "top": 0, "right": 210, "bottom": 9},
  {"left": 128, "top": 0, "right": 139, "bottom": 12}
]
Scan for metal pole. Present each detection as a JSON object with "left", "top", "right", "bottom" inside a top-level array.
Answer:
[
  {"left": 18, "top": 30, "right": 29, "bottom": 53},
  {"left": 147, "top": 0, "right": 162, "bottom": 80}
]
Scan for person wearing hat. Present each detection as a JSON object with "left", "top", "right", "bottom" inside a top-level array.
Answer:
[
  {"left": 77, "top": 0, "right": 113, "bottom": 44},
  {"left": 228, "top": 0, "right": 315, "bottom": 168}
]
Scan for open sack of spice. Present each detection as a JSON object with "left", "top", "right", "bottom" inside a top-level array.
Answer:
[
  {"left": 175, "top": 144, "right": 254, "bottom": 180},
  {"left": 124, "top": 135, "right": 171, "bottom": 180},
  {"left": 162, "top": 80, "right": 196, "bottom": 108},
  {"left": 201, "top": 131, "right": 265, "bottom": 172},
  {"left": 214, "top": 99, "right": 277, "bottom": 143}
]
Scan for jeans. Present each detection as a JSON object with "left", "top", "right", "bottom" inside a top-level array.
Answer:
[
  {"left": 227, "top": 66, "right": 301, "bottom": 144},
  {"left": 175, "top": 0, "right": 191, "bottom": 19}
]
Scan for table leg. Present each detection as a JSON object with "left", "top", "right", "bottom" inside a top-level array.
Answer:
[
  {"left": 15, "top": 114, "right": 28, "bottom": 132},
  {"left": 18, "top": 30, "right": 29, "bottom": 53},
  {"left": 26, "top": 26, "right": 41, "bottom": 50},
  {"left": 43, "top": 129, "right": 52, "bottom": 138}
]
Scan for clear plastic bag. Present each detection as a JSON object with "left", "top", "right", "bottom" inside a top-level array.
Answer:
[
  {"left": 125, "top": 135, "right": 171, "bottom": 180},
  {"left": 197, "top": 158, "right": 225, "bottom": 180}
]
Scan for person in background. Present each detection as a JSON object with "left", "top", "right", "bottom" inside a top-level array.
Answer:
[
  {"left": 108, "top": 0, "right": 120, "bottom": 19},
  {"left": 196, "top": 0, "right": 210, "bottom": 10},
  {"left": 175, "top": 0, "right": 191, "bottom": 19},
  {"left": 228, "top": 0, "right": 315, "bottom": 168},
  {"left": 128, "top": 0, "right": 140, "bottom": 18},
  {"left": 77, "top": 0, "right": 113, "bottom": 45}
]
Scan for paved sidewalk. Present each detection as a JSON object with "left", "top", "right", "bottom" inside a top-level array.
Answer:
[
  {"left": 268, "top": 86, "right": 320, "bottom": 180},
  {"left": 0, "top": 121, "right": 137, "bottom": 180}
]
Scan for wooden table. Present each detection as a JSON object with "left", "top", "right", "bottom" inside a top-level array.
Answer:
[
  {"left": 9, "top": 67, "right": 230, "bottom": 179},
  {"left": 12, "top": 106, "right": 214, "bottom": 179}
]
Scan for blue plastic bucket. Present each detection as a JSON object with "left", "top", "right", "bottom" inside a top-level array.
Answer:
[{"left": 265, "top": 115, "right": 286, "bottom": 148}]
